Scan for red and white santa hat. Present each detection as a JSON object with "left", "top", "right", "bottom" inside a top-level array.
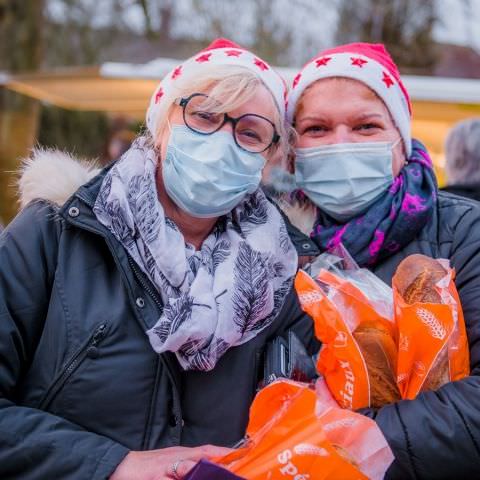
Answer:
[
  {"left": 287, "top": 42, "right": 412, "bottom": 156},
  {"left": 146, "top": 38, "right": 287, "bottom": 136}
]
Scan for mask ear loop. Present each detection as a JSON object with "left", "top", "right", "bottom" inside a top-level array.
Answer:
[
  {"left": 391, "top": 137, "right": 402, "bottom": 149},
  {"left": 392, "top": 137, "right": 409, "bottom": 166},
  {"left": 155, "top": 118, "right": 174, "bottom": 154}
]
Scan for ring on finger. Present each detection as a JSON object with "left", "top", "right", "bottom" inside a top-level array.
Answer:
[{"left": 171, "top": 459, "right": 183, "bottom": 480}]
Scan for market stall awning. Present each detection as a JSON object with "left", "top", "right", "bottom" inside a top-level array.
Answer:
[{"left": 1, "top": 66, "right": 159, "bottom": 115}]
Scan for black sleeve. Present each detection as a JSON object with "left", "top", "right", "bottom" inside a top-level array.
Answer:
[
  {"left": 361, "top": 205, "right": 480, "bottom": 480},
  {"left": 0, "top": 203, "right": 129, "bottom": 480}
]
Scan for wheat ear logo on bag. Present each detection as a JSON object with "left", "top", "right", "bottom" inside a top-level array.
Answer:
[{"left": 416, "top": 308, "right": 447, "bottom": 340}]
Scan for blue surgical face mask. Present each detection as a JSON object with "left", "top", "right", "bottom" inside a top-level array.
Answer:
[
  {"left": 295, "top": 139, "right": 400, "bottom": 221},
  {"left": 162, "top": 125, "right": 265, "bottom": 218}
]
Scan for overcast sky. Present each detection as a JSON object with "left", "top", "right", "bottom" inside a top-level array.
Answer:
[
  {"left": 49, "top": 0, "right": 480, "bottom": 53},
  {"left": 434, "top": 0, "right": 480, "bottom": 50}
]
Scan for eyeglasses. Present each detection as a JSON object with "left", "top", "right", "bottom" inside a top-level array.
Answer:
[{"left": 175, "top": 93, "right": 280, "bottom": 153}]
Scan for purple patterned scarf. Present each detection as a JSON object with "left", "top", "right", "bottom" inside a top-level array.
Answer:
[{"left": 310, "top": 140, "right": 437, "bottom": 267}]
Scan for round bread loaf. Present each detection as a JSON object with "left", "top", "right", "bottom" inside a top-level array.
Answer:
[
  {"left": 394, "top": 254, "right": 447, "bottom": 304},
  {"left": 422, "top": 349, "right": 450, "bottom": 391},
  {"left": 353, "top": 321, "right": 401, "bottom": 407}
]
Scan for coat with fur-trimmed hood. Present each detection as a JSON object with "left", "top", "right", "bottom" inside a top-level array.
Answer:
[{"left": 0, "top": 148, "right": 317, "bottom": 479}]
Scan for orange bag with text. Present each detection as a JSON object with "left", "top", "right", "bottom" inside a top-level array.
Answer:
[
  {"left": 215, "top": 380, "right": 393, "bottom": 480},
  {"left": 295, "top": 266, "right": 399, "bottom": 410},
  {"left": 392, "top": 254, "right": 470, "bottom": 399},
  {"left": 295, "top": 248, "right": 470, "bottom": 410}
]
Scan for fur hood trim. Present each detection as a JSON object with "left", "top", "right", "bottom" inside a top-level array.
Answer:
[
  {"left": 18, "top": 148, "right": 101, "bottom": 209},
  {"left": 274, "top": 196, "right": 317, "bottom": 237}
]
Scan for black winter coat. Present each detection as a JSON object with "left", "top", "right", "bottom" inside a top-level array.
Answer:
[
  {"left": 0, "top": 166, "right": 317, "bottom": 480},
  {"left": 290, "top": 191, "right": 480, "bottom": 479},
  {"left": 441, "top": 183, "right": 480, "bottom": 203}
]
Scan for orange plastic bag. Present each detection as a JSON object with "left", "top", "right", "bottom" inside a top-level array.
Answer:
[
  {"left": 393, "top": 262, "right": 470, "bottom": 399},
  {"left": 296, "top": 248, "right": 470, "bottom": 410},
  {"left": 295, "top": 268, "right": 396, "bottom": 409},
  {"left": 216, "top": 380, "right": 394, "bottom": 480}
]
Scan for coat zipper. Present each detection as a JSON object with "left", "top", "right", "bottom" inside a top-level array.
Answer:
[
  {"left": 127, "top": 256, "right": 163, "bottom": 310},
  {"left": 126, "top": 255, "right": 183, "bottom": 446},
  {"left": 39, "top": 323, "right": 108, "bottom": 410}
]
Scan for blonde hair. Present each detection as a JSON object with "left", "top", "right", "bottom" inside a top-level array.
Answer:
[{"left": 151, "top": 64, "right": 292, "bottom": 165}]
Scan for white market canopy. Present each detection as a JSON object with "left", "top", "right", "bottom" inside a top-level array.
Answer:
[{"left": 2, "top": 58, "right": 480, "bottom": 173}]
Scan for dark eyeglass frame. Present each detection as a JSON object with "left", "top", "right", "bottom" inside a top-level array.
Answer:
[{"left": 176, "top": 93, "right": 280, "bottom": 153}]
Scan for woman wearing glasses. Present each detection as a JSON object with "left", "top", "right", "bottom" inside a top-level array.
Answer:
[{"left": 0, "top": 39, "right": 316, "bottom": 480}]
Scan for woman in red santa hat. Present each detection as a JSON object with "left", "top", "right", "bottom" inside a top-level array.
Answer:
[
  {"left": 285, "top": 42, "right": 480, "bottom": 479},
  {"left": 0, "top": 39, "right": 317, "bottom": 479}
]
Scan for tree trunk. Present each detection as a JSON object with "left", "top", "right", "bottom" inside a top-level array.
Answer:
[
  {"left": 0, "top": 0, "right": 44, "bottom": 224},
  {"left": 0, "top": 89, "right": 40, "bottom": 223}
]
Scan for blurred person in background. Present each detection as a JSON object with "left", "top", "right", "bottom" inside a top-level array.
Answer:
[
  {"left": 105, "top": 129, "right": 136, "bottom": 163},
  {"left": 283, "top": 42, "right": 480, "bottom": 479},
  {"left": 442, "top": 118, "right": 480, "bottom": 201},
  {"left": 0, "top": 39, "right": 316, "bottom": 480}
]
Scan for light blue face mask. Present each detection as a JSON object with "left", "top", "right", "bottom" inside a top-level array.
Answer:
[
  {"left": 295, "top": 139, "right": 400, "bottom": 221},
  {"left": 162, "top": 125, "right": 265, "bottom": 218}
]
